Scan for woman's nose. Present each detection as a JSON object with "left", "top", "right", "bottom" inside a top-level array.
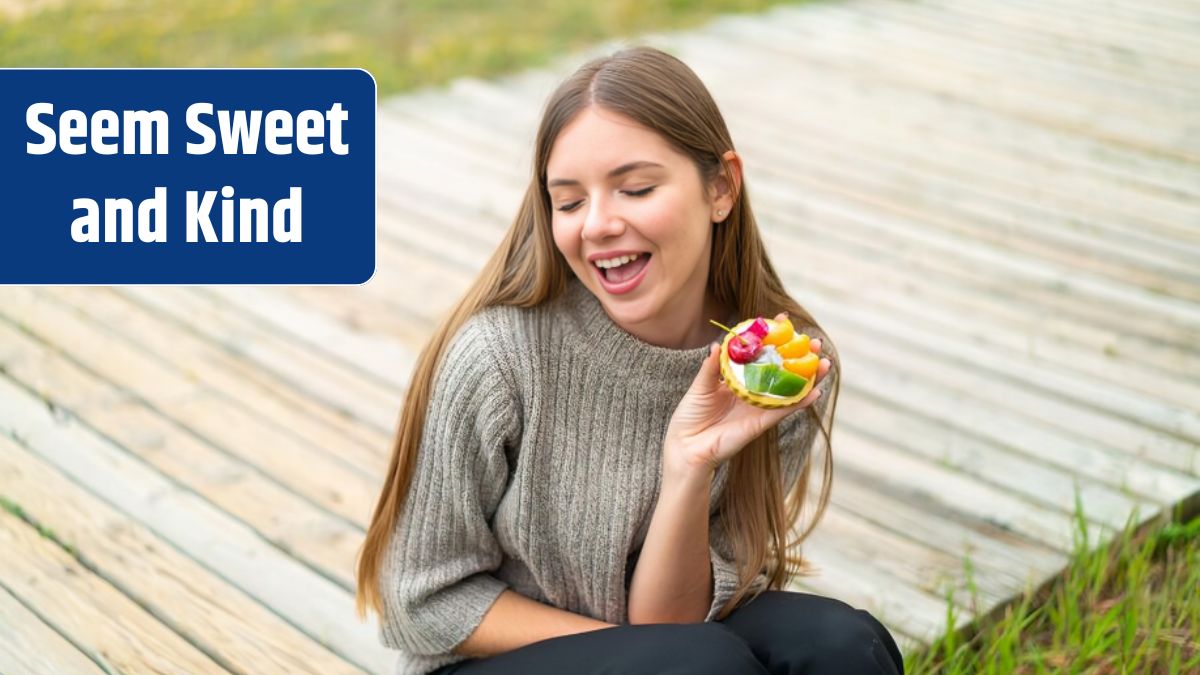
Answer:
[{"left": 581, "top": 195, "right": 625, "bottom": 241}]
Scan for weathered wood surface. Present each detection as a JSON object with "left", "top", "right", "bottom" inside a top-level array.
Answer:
[{"left": 1, "top": 0, "right": 1197, "bottom": 670}]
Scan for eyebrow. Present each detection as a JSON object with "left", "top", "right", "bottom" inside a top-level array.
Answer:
[{"left": 546, "top": 161, "right": 665, "bottom": 188}]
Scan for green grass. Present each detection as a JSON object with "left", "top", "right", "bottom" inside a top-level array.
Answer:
[
  {"left": 906, "top": 501, "right": 1200, "bottom": 674},
  {"left": 0, "top": 0, "right": 796, "bottom": 96}
]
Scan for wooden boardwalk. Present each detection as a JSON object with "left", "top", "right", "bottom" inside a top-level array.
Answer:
[{"left": 2, "top": 0, "right": 1198, "bottom": 671}]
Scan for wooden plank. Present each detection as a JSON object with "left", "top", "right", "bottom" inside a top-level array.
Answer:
[
  {"left": 762, "top": 201, "right": 1200, "bottom": 386},
  {"left": 199, "top": 285, "right": 414, "bottom": 393},
  {"left": 817, "top": 286, "right": 1200, "bottom": 452},
  {"left": 291, "top": 230, "right": 477, "bottom": 326},
  {"left": 807, "top": 300, "right": 1199, "bottom": 477},
  {"left": 832, "top": 347, "right": 1197, "bottom": 501},
  {"left": 752, "top": 183, "right": 1200, "bottom": 341},
  {"left": 0, "top": 289, "right": 379, "bottom": 526},
  {"left": 849, "top": 0, "right": 1199, "bottom": 91},
  {"left": 377, "top": 189, "right": 492, "bottom": 272},
  {"left": 667, "top": 26, "right": 1199, "bottom": 169},
  {"left": 754, "top": 152, "right": 1199, "bottom": 327},
  {"left": 737, "top": 131, "right": 1200, "bottom": 300},
  {"left": 376, "top": 180, "right": 516, "bottom": 274},
  {"left": 0, "top": 433, "right": 369, "bottom": 675},
  {"left": 46, "top": 287, "right": 389, "bottom": 474},
  {"left": 768, "top": 2, "right": 1200, "bottom": 107},
  {"left": 753, "top": 191, "right": 1198, "bottom": 354},
  {"left": 434, "top": 72, "right": 1200, "bottom": 250},
  {"left": 0, "top": 318, "right": 364, "bottom": 592},
  {"left": 672, "top": 33, "right": 1200, "bottom": 202},
  {"left": 729, "top": 7, "right": 1200, "bottom": 153},
  {"left": 0, "top": 374, "right": 394, "bottom": 674},
  {"left": 758, "top": 219, "right": 1200, "bottom": 396},
  {"left": 819, "top": 505, "right": 1009, "bottom": 609},
  {"left": 829, "top": 475, "right": 1069, "bottom": 593},
  {"left": 998, "top": 0, "right": 1200, "bottom": 29},
  {"left": 0, "top": 507, "right": 225, "bottom": 674},
  {"left": 837, "top": 391, "right": 1161, "bottom": 526},
  {"left": 119, "top": 286, "right": 401, "bottom": 434},
  {"left": 837, "top": 427, "right": 1106, "bottom": 552},
  {"left": 377, "top": 114, "right": 526, "bottom": 222},
  {"left": 725, "top": 99, "right": 1200, "bottom": 245},
  {"left": 790, "top": 529, "right": 964, "bottom": 643},
  {"left": 0, "top": 585, "right": 107, "bottom": 675},
  {"left": 758, "top": 165, "right": 1200, "bottom": 338},
  {"left": 783, "top": 277, "right": 1200, "bottom": 475},
  {"left": 377, "top": 121, "right": 525, "bottom": 239},
  {"left": 936, "top": 0, "right": 1200, "bottom": 67},
  {"left": 440, "top": 54, "right": 1199, "bottom": 208}
]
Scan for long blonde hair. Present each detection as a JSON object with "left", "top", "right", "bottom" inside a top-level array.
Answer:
[{"left": 356, "top": 45, "right": 840, "bottom": 622}]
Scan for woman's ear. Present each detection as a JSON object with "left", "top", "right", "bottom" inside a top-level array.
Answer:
[{"left": 711, "top": 149, "right": 744, "bottom": 222}]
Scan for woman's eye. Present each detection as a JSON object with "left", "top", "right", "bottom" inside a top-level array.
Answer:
[
  {"left": 623, "top": 186, "right": 656, "bottom": 197},
  {"left": 556, "top": 186, "right": 654, "bottom": 212}
]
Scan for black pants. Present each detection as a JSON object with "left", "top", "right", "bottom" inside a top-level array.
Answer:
[{"left": 431, "top": 590, "right": 905, "bottom": 674}]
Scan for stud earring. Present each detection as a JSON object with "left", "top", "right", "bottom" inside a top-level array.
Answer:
[{"left": 716, "top": 210, "right": 725, "bottom": 218}]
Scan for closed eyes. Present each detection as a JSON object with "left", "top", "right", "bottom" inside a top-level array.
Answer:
[{"left": 556, "top": 186, "right": 657, "bottom": 213}]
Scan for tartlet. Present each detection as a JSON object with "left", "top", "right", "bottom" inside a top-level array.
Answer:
[{"left": 712, "top": 316, "right": 819, "bottom": 409}]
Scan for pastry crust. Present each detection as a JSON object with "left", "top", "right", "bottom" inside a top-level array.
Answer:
[{"left": 718, "top": 318, "right": 816, "bottom": 409}]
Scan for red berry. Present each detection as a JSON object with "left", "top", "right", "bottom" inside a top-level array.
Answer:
[
  {"left": 744, "top": 317, "right": 769, "bottom": 339},
  {"left": 728, "top": 331, "right": 763, "bottom": 364}
]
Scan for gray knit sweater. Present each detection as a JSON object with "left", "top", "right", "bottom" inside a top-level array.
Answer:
[{"left": 378, "top": 276, "right": 834, "bottom": 674}]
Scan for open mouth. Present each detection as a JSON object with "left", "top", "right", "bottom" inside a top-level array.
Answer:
[
  {"left": 592, "top": 252, "right": 652, "bottom": 294},
  {"left": 594, "top": 253, "right": 650, "bottom": 283}
]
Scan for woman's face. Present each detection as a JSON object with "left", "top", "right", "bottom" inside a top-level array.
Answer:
[{"left": 546, "top": 106, "right": 728, "bottom": 343}]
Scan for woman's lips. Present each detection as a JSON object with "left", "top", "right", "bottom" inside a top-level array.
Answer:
[{"left": 594, "top": 253, "right": 651, "bottom": 295}]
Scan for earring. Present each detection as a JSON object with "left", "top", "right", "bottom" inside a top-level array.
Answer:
[{"left": 716, "top": 210, "right": 725, "bottom": 218}]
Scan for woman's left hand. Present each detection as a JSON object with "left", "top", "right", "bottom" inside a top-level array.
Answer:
[{"left": 662, "top": 312, "right": 831, "bottom": 482}]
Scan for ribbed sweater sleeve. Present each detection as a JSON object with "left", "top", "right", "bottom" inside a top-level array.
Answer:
[
  {"left": 704, "top": 358, "right": 839, "bottom": 622},
  {"left": 378, "top": 312, "right": 521, "bottom": 656},
  {"left": 706, "top": 511, "right": 759, "bottom": 622}
]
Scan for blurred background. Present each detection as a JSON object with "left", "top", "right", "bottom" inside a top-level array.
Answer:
[
  {"left": 1, "top": 1, "right": 1198, "bottom": 673},
  {"left": 1, "top": 0, "right": 785, "bottom": 94}
]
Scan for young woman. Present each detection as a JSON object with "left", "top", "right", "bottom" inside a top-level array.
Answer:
[{"left": 356, "top": 46, "right": 904, "bottom": 675}]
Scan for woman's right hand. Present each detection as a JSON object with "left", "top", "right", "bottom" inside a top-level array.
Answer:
[{"left": 662, "top": 314, "right": 830, "bottom": 482}]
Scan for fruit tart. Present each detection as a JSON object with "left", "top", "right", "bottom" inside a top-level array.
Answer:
[{"left": 710, "top": 315, "right": 820, "bottom": 409}]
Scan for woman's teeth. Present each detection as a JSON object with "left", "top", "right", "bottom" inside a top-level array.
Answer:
[
  {"left": 595, "top": 252, "right": 650, "bottom": 284},
  {"left": 594, "top": 252, "right": 642, "bottom": 269}
]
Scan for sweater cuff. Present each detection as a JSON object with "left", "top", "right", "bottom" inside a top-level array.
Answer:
[
  {"left": 705, "top": 546, "right": 742, "bottom": 622},
  {"left": 382, "top": 572, "right": 509, "bottom": 656}
]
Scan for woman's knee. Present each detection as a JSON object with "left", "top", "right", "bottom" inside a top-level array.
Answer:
[
  {"left": 808, "top": 606, "right": 900, "bottom": 673},
  {"left": 725, "top": 592, "right": 903, "bottom": 674},
  {"left": 626, "top": 623, "right": 765, "bottom": 675}
]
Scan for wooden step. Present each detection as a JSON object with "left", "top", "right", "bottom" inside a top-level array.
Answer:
[
  {"left": 0, "top": 375, "right": 393, "bottom": 673},
  {"left": 0, "top": 434, "right": 369, "bottom": 675}
]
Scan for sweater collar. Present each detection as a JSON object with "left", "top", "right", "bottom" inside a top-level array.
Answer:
[{"left": 559, "top": 276, "right": 737, "bottom": 389}]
